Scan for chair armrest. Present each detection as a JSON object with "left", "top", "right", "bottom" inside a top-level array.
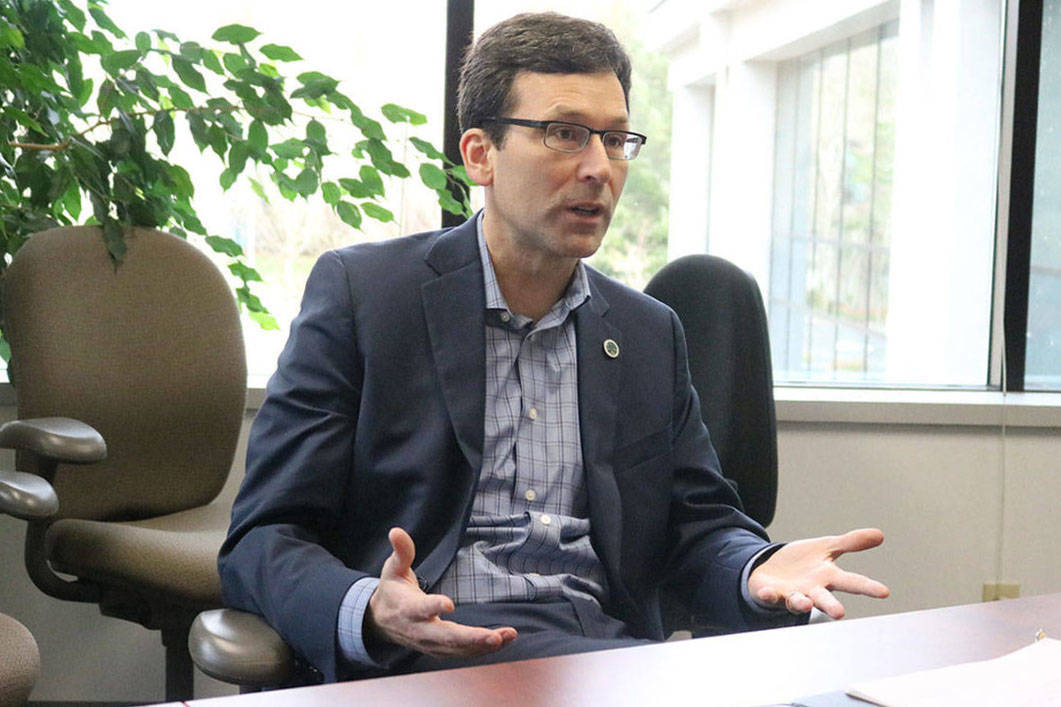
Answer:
[
  {"left": 189, "top": 609, "right": 294, "bottom": 688},
  {"left": 0, "top": 417, "right": 106, "bottom": 464},
  {"left": 0, "top": 469, "right": 58, "bottom": 520}
]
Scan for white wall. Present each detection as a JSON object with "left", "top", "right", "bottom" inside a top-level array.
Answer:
[{"left": 3, "top": 401, "right": 1060, "bottom": 701}]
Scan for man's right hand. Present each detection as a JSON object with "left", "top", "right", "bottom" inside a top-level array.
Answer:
[{"left": 365, "top": 527, "right": 518, "bottom": 657}]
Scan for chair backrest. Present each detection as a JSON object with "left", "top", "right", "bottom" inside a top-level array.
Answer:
[
  {"left": 3, "top": 226, "right": 246, "bottom": 521},
  {"left": 644, "top": 254, "right": 777, "bottom": 527}
]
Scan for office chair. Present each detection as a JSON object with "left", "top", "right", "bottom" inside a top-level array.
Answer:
[
  {"left": 0, "top": 225, "right": 246, "bottom": 701},
  {"left": 0, "top": 611, "right": 39, "bottom": 707},
  {"left": 644, "top": 254, "right": 777, "bottom": 526},
  {"left": 644, "top": 254, "right": 779, "bottom": 635},
  {"left": 0, "top": 468, "right": 54, "bottom": 707}
]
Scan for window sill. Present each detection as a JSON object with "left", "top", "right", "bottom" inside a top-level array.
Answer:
[
  {"left": 1, "top": 384, "right": 1054, "bottom": 429},
  {"left": 775, "top": 387, "right": 1061, "bottom": 428}
]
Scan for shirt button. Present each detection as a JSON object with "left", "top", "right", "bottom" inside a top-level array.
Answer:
[
  {"left": 539, "top": 514, "right": 551, "bottom": 526},
  {"left": 500, "top": 312, "right": 511, "bottom": 323},
  {"left": 528, "top": 407, "right": 538, "bottom": 420},
  {"left": 524, "top": 488, "right": 537, "bottom": 502}
]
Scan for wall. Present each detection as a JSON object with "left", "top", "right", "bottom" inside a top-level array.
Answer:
[{"left": 3, "top": 400, "right": 1059, "bottom": 702}]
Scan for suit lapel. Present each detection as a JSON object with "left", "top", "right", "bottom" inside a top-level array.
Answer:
[
  {"left": 576, "top": 275, "right": 625, "bottom": 580},
  {"left": 421, "top": 220, "right": 486, "bottom": 476}
]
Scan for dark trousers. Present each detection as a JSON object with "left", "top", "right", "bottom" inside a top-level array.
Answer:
[{"left": 399, "top": 598, "right": 655, "bottom": 674}]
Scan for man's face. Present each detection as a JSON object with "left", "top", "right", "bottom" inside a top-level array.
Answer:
[{"left": 477, "top": 71, "right": 631, "bottom": 266}]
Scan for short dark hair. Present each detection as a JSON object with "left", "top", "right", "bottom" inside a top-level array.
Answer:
[{"left": 457, "top": 12, "right": 632, "bottom": 145}]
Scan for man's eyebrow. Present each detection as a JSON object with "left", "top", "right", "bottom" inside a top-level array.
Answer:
[{"left": 546, "top": 108, "right": 631, "bottom": 129}]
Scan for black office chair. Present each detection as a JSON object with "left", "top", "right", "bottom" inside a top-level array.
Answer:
[
  {"left": 644, "top": 254, "right": 778, "bottom": 635},
  {"left": 644, "top": 254, "right": 777, "bottom": 526}
]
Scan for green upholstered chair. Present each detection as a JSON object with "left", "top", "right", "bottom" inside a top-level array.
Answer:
[{"left": 0, "top": 226, "right": 246, "bottom": 700}]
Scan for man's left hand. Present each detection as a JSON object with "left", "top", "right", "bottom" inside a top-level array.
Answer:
[{"left": 748, "top": 528, "right": 889, "bottom": 619}]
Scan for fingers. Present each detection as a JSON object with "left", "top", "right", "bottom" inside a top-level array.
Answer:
[
  {"left": 831, "top": 528, "right": 884, "bottom": 556},
  {"left": 830, "top": 570, "right": 891, "bottom": 599},
  {"left": 385, "top": 527, "right": 416, "bottom": 575},
  {"left": 414, "top": 621, "right": 518, "bottom": 658}
]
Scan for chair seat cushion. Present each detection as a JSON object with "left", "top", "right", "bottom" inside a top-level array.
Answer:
[
  {"left": 0, "top": 612, "right": 39, "bottom": 705},
  {"left": 45, "top": 500, "right": 230, "bottom": 606}
]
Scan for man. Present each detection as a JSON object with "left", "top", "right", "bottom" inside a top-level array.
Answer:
[{"left": 219, "top": 12, "right": 889, "bottom": 683}]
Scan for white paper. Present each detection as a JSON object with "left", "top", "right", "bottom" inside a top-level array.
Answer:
[{"left": 846, "top": 637, "right": 1061, "bottom": 707}]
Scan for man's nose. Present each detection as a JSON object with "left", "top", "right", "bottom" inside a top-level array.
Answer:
[{"left": 577, "top": 134, "right": 613, "bottom": 182}]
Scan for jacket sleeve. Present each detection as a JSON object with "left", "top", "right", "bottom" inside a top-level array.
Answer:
[{"left": 218, "top": 250, "right": 368, "bottom": 682}]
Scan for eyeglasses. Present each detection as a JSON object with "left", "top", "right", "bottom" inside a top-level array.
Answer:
[{"left": 482, "top": 117, "right": 647, "bottom": 161}]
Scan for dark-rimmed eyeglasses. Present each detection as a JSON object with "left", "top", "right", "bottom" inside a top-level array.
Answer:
[{"left": 482, "top": 117, "right": 647, "bottom": 161}]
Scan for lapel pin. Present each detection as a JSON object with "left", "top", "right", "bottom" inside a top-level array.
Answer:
[{"left": 603, "top": 338, "right": 620, "bottom": 359}]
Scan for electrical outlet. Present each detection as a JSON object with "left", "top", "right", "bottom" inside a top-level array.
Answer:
[{"left": 982, "top": 582, "right": 1021, "bottom": 601}]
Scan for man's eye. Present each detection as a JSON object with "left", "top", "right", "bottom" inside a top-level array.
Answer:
[
  {"left": 553, "top": 127, "right": 577, "bottom": 140},
  {"left": 603, "top": 134, "right": 626, "bottom": 149}
]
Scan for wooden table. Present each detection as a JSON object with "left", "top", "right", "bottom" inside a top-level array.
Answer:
[{"left": 185, "top": 593, "right": 1061, "bottom": 706}]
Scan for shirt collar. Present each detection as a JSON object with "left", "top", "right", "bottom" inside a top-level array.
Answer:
[{"left": 475, "top": 212, "right": 590, "bottom": 330}]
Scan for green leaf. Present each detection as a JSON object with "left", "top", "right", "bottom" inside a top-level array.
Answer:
[
  {"left": 173, "top": 57, "right": 206, "bottom": 91},
  {"left": 294, "top": 168, "right": 318, "bottom": 196},
  {"left": 212, "top": 24, "right": 261, "bottom": 45},
  {"left": 359, "top": 165, "right": 384, "bottom": 196},
  {"left": 418, "top": 163, "right": 448, "bottom": 190},
  {"left": 248, "top": 120, "right": 268, "bottom": 154},
  {"left": 61, "top": 180, "right": 82, "bottom": 220},
  {"left": 336, "top": 200, "right": 362, "bottom": 229},
  {"left": 179, "top": 41, "right": 205, "bottom": 61},
  {"left": 102, "top": 218, "right": 127, "bottom": 262},
  {"left": 0, "top": 22, "right": 25, "bottom": 50},
  {"left": 168, "top": 84, "right": 194, "bottom": 109},
  {"left": 410, "top": 137, "right": 445, "bottom": 161},
  {"left": 153, "top": 110, "right": 175, "bottom": 155},
  {"left": 201, "top": 50, "right": 224, "bottom": 75},
  {"left": 381, "top": 103, "right": 427, "bottom": 125},
  {"left": 271, "top": 138, "right": 304, "bottom": 159},
  {"left": 338, "top": 178, "right": 371, "bottom": 199},
  {"left": 362, "top": 202, "right": 394, "bottom": 223},
  {"left": 222, "top": 52, "right": 249, "bottom": 74},
  {"left": 219, "top": 168, "right": 237, "bottom": 191},
  {"left": 58, "top": 0, "right": 87, "bottom": 31},
  {"left": 88, "top": 4, "right": 126, "bottom": 38},
  {"left": 229, "top": 141, "right": 250, "bottom": 175},
  {"left": 292, "top": 71, "right": 339, "bottom": 99},
  {"left": 154, "top": 29, "right": 180, "bottom": 43},
  {"left": 100, "top": 49, "right": 141, "bottom": 75},
  {"left": 249, "top": 177, "right": 269, "bottom": 202},
  {"left": 229, "top": 261, "right": 261, "bottom": 281},
  {"left": 248, "top": 310, "right": 279, "bottom": 330},
  {"left": 77, "top": 77, "right": 94, "bottom": 107},
  {"left": 206, "top": 235, "right": 243, "bottom": 257},
  {"left": 438, "top": 190, "right": 467, "bottom": 216},
  {"left": 306, "top": 119, "right": 326, "bottom": 145},
  {"left": 321, "top": 181, "right": 341, "bottom": 205},
  {"left": 135, "top": 31, "right": 151, "bottom": 52},
  {"left": 260, "top": 43, "right": 302, "bottom": 62}
]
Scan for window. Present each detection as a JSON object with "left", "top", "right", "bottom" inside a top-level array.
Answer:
[
  {"left": 1025, "top": 0, "right": 1061, "bottom": 389},
  {"left": 654, "top": 0, "right": 1005, "bottom": 387},
  {"left": 770, "top": 23, "right": 898, "bottom": 382}
]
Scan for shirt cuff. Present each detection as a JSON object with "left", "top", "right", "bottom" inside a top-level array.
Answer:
[
  {"left": 740, "top": 542, "right": 791, "bottom": 616},
  {"left": 337, "top": 577, "right": 382, "bottom": 667}
]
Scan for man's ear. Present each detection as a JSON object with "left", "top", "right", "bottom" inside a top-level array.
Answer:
[{"left": 460, "top": 129, "right": 494, "bottom": 187}]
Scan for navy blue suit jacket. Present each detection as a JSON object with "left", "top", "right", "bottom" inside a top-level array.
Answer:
[{"left": 219, "top": 216, "right": 776, "bottom": 681}]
